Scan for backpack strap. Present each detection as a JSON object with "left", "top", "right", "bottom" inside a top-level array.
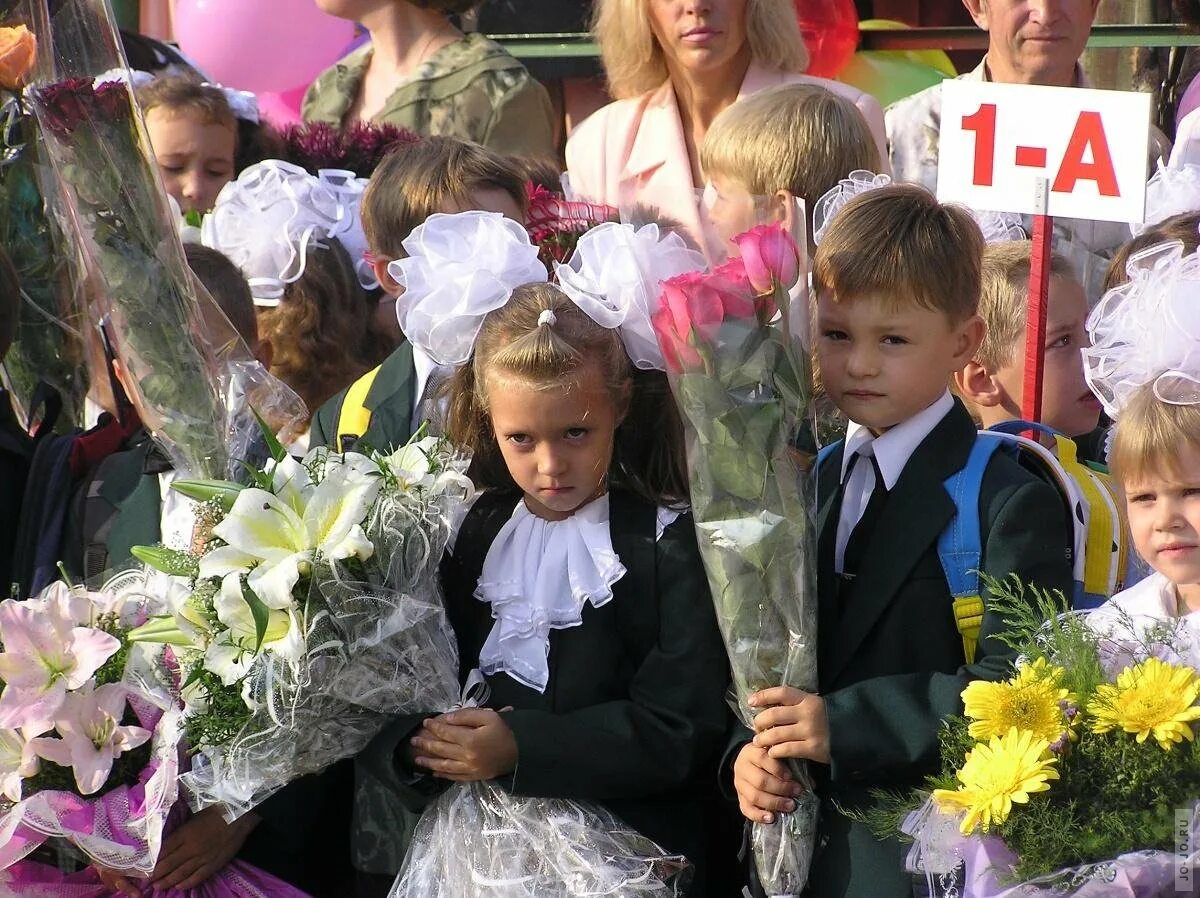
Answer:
[
  {"left": 938, "top": 435, "right": 1003, "bottom": 665},
  {"left": 816, "top": 442, "right": 840, "bottom": 469},
  {"left": 336, "top": 365, "right": 383, "bottom": 451},
  {"left": 1052, "top": 434, "right": 1122, "bottom": 605}
]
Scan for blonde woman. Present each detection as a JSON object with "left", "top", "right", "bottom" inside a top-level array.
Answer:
[{"left": 566, "top": 0, "right": 887, "bottom": 242}]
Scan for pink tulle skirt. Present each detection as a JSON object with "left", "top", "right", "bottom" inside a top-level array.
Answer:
[{"left": 2, "top": 858, "right": 312, "bottom": 897}]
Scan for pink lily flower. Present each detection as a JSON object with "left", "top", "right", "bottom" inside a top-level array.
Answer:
[
  {"left": 0, "top": 724, "right": 42, "bottom": 801},
  {"left": 0, "top": 598, "right": 120, "bottom": 732},
  {"left": 30, "top": 683, "right": 150, "bottom": 795}
]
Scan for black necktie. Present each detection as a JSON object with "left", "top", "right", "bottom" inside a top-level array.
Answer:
[{"left": 841, "top": 452, "right": 887, "bottom": 582}]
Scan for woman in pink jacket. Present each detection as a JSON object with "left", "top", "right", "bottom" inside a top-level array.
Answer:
[{"left": 566, "top": 0, "right": 886, "bottom": 244}]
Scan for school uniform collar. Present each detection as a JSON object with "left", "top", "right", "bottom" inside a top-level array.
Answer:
[{"left": 840, "top": 390, "right": 955, "bottom": 490}]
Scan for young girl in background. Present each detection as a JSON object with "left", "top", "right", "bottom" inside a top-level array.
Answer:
[{"left": 360, "top": 211, "right": 732, "bottom": 894}]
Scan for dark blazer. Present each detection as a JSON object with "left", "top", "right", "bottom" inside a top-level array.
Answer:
[
  {"left": 310, "top": 342, "right": 416, "bottom": 453},
  {"left": 731, "top": 400, "right": 1073, "bottom": 898},
  {"left": 362, "top": 489, "right": 731, "bottom": 890}
]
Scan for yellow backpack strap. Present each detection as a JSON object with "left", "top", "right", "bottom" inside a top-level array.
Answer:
[
  {"left": 953, "top": 595, "right": 985, "bottom": 665},
  {"left": 336, "top": 365, "right": 383, "bottom": 449},
  {"left": 1054, "top": 435, "right": 1120, "bottom": 601}
]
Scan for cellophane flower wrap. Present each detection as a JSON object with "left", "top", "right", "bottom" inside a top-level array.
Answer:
[
  {"left": 127, "top": 434, "right": 471, "bottom": 820},
  {"left": 0, "top": 12, "right": 88, "bottom": 428},
  {"left": 895, "top": 577, "right": 1200, "bottom": 897},
  {"left": 0, "top": 581, "right": 183, "bottom": 876},
  {"left": 650, "top": 221, "right": 819, "bottom": 896}
]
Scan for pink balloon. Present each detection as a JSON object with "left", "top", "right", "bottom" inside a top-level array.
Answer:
[
  {"left": 175, "top": 0, "right": 356, "bottom": 94},
  {"left": 256, "top": 84, "right": 309, "bottom": 127}
]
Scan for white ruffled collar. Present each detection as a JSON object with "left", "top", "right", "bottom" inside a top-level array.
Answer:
[{"left": 473, "top": 494, "right": 681, "bottom": 692}]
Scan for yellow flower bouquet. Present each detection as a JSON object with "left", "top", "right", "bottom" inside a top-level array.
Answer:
[{"left": 891, "top": 578, "right": 1200, "bottom": 897}]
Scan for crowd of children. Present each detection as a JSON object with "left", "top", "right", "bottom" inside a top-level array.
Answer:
[{"left": 5, "top": 18, "right": 1200, "bottom": 898}]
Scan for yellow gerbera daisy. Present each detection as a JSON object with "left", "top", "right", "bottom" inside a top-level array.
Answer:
[
  {"left": 932, "top": 728, "right": 1059, "bottom": 835},
  {"left": 961, "top": 657, "right": 1074, "bottom": 742},
  {"left": 1088, "top": 657, "right": 1200, "bottom": 751}
]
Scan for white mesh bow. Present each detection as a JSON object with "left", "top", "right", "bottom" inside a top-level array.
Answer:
[
  {"left": 1082, "top": 240, "right": 1200, "bottom": 417},
  {"left": 812, "top": 170, "right": 1026, "bottom": 246},
  {"left": 554, "top": 222, "right": 706, "bottom": 370},
  {"left": 1132, "top": 162, "right": 1200, "bottom": 236},
  {"left": 96, "top": 69, "right": 259, "bottom": 122},
  {"left": 201, "top": 160, "right": 372, "bottom": 307},
  {"left": 387, "top": 211, "right": 548, "bottom": 365}
]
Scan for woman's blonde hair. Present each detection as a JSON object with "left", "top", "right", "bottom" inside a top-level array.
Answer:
[
  {"left": 1110, "top": 384, "right": 1200, "bottom": 488},
  {"left": 445, "top": 282, "right": 689, "bottom": 504},
  {"left": 593, "top": 0, "right": 809, "bottom": 100}
]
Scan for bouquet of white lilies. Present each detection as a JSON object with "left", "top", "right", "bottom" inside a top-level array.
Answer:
[{"left": 128, "top": 433, "right": 469, "bottom": 819}]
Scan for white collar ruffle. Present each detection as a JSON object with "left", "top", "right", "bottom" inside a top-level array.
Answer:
[{"left": 474, "top": 494, "right": 680, "bottom": 692}]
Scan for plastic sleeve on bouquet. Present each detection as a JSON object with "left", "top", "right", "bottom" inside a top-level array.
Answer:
[{"left": 388, "top": 781, "right": 692, "bottom": 898}]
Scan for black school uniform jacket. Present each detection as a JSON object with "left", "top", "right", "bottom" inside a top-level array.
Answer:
[
  {"left": 362, "top": 488, "right": 731, "bottom": 883},
  {"left": 730, "top": 400, "right": 1074, "bottom": 898}
]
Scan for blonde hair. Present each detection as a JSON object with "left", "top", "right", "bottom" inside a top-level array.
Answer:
[
  {"left": 1110, "top": 384, "right": 1200, "bottom": 487},
  {"left": 362, "top": 137, "right": 528, "bottom": 259},
  {"left": 593, "top": 0, "right": 809, "bottom": 100},
  {"left": 977, "top": 240, "right": 1077, "bottom": 371},
  {"left": 813, "top": 184, "right": 984, "bottom": 321},
  {"left": 446, "top": 283, "right": 688, "bottom": 504},
  {"left": 700, "top": 83, "right": 879, "bottom": 239}
]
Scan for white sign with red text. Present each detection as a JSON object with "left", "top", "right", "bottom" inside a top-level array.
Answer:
[{"left": 937, "top": 80, "right": 1151, "bottom": 224}]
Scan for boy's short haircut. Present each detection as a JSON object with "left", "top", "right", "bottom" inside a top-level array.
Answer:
[
  {"left": 362, "top": 137, "right": 529, "bottom": 259},
  {"left": 977, "top": 240, "right": 1077, "bottom": 371},
  {"left": 700, "top": 83, "right": 880, "bottom": 208},
  {"left": 812, "top": 184, "right": 984, "bottom": 321},
  {"left": 1109, "top": 383, "right": 1200, "bottom": 487},
  {"left": 184, "top": 244, "right": 257, "bottom": 348},
  {"left": 135, "top": 75, "right": 236, "bottom": 132},
  {"left": 1103, "top": 212, "right": 1200, "bottom": 292}
]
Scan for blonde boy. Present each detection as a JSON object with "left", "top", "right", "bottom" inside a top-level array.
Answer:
[
  {"left": 954, "top": 240, "right": 1101, "bottom": 439},
  {"left": 699, "top": 83, "right": 880, "bottom": 252},
  {"left": 732, "top": 186, "right": 1072, "bottom": 898}
]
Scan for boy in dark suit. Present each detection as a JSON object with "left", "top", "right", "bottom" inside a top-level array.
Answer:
[
  {"left": 309, "top": 137, "right": 528, "bottom": 454},
  {"left": 731, "top": 185, "right": 1074, "bottom": 898}
]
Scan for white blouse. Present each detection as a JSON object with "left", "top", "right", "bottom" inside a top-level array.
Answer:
[
  {"left": 466, "top": 493, "right": 681, "bottom": 693},
  {"left": 1086, "top": 572, "right": 1200, "bottom": 669}
]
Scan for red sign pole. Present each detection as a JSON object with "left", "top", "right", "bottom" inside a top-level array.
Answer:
[{"left": 1023, "top": 181, "right": 1052, "bottom": 424}]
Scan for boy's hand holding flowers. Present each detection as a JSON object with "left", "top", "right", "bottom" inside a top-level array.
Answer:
[
  {"left": 733, "top": 742, "right": 803, "bottom": 825},
  {"left": 749, "top": 686, "right": 830, "bottom": 764}
]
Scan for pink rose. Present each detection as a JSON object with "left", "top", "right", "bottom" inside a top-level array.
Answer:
[
  {"left": 651, "top": 306, "right": 700, "bottom": 373},
  {"left": 732, "top": 224, "right": 801, "bottom": 294},
  {"left": 660, "top": 271, "right": 726, "bottom": 343},
  {"left": 709, "top": 258, "right": 758, "bottom": 320}
]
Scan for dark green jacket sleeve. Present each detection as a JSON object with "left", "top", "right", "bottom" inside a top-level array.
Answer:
[
  {"left": 308, "top": 389, "right": 343, "bottom": 450},
  {"left": 823, "top": 475, "right": 1071, "bottom": 783},
  {"left": 502, "top": 519, "right": 729, "bottom": 801}
]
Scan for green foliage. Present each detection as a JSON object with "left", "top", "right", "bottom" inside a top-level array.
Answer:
[{"left": 181, "top": 666, "right": 254, "bottom": 753}]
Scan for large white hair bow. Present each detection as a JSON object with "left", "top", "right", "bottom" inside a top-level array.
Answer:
[
  {"left": 387, "top": 212, "right": 547, "bottom": 366},
  {"left": 201, "top": 160, "right": 376, "bottom": 307},
  {"left": 1132, "top": 162, "right": 1200, "bottom": 236},
  {"left": 555, "top": 222, "right": 706, "bottom": 370},
  {"left": 812, "top": 170, "right": 1026, "bottom": 246},
  {"left": 96, "top": 68, "right": 260, "bottom": 123},
  {"left": 1082, "top": 240, "right": 1200, "bottom": 417}
]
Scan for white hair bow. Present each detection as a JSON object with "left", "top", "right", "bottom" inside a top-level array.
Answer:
[
  {"left": 554, "top": 222, "right": 706, "bottom": 370},
  {"left": 201, "top": 160, "right": 375, "bottom": 307},
  {"left": 95, "top": 69, "right": 260, "bottom": 123},
  {"left": 1082, "top": 240, "right": 1200, "bottom": 417},
  {"left": 812, "top": 170, "right": 1026, "bottom": 246},
  {"left": 1133, "top": 162, "right": 1200, "bottom": 237}
]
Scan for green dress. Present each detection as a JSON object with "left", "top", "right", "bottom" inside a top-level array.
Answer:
[{"left": 302, "top": 33, "right": 556, "bottom": 160}]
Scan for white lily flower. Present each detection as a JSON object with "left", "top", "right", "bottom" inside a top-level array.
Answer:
[
  {"left": 203, "top": 574, "right": 305, "bottom": 686},
  {"left": 382, "top": 436, "right": 442, "bottom": 490}
]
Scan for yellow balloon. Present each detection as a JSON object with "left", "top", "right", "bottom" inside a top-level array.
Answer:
[
  {"left": 838, "top": 52, "right": 950, "bottom": 107},
  {"left": 858, "top": 19, "right": 958, "bottom": 78}
]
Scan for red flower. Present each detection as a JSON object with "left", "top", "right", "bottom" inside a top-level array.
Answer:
[
  {"left": 710, "top": 257, "right": 757, "bottom": 319},
  {"left": 35, "top": 77, "right": 92, "bottom": 138},
  {"left": 732, "top": 224, "right": 801, "bottom": 294}
]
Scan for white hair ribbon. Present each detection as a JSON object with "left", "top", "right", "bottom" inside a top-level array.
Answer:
[
  {"left": 554, "top": 222, "right": 706, "bottom": 371},
  {"left": 387, "top": 211, "right": 548, "bottom": 366},
  {"left": 1133, "top": 162, "right": 1200, "bottom": 237},
  {"left": 812, "top": 170, "right": 1026, "bottom": 246},
  {"left": 94, "top": 69, "right": 260, "bottom": 123},
  {"left": 201, "top": 160, "right": 372, "bottom": 308},
  {"left": 1083, "top": 240, "right": 1200, "bottom": 417}
]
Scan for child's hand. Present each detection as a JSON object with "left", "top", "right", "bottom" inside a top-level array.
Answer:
[
  {"left": 411, "top": 708, "right": 518, "bottom": 781},
  {"left": 749, "top": 686, "right": 831, "bottom": 764},
  {"left": 733, "top": 742, "right": 805, "bottom": 825},
  {"left": 94, "top": 866, "right": 140, "bottom": 897},
  {"left": 150, "top": 806, "right": 259, "bottom": 890}
]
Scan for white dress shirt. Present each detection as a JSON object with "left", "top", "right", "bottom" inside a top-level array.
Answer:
[{"left": 834, "top": 390, "right": 954, "bottom": 574}]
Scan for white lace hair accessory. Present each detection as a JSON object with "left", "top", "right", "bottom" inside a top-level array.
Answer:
[
  {"left": 387, "top": 211, "right": 548, "bottom": 365},
  {"left": 1082, "top": 240, "right": 1200, "bottom": 417},
  {"left": 554, "top": 222, "right": 706, "bottom": 371},
  {"left": 95, "top": 69, "right": 260, "bottom": 123},
  {"left": 812, "top": 170, "right": 1027, "bottom": 246},
  {"left": 201, "top": 160, "right": 375, "bottom": 307},
  {"left": 1132, "top": 162, "right": 1200, "bottom": 237}
]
